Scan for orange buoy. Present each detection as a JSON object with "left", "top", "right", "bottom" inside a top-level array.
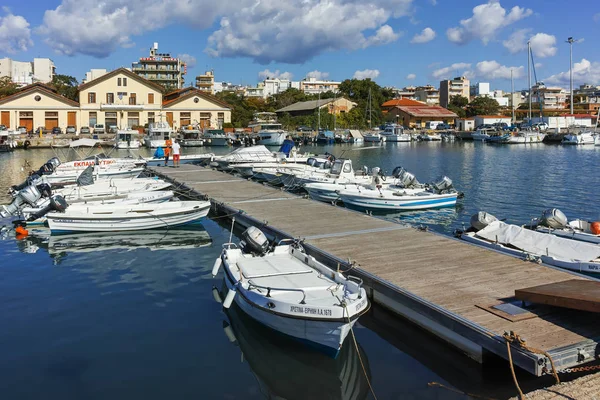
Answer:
[
  {"left": 590, "top": 221, "right": 600, "bottom": 235},
  {"left": 15, "top": 225, "right": 28, "bottom": 238}
]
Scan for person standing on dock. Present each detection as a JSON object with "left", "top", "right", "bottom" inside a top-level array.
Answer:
[
  {"left": 164, "top": 144, "right": 170, "bottom": 166},
  {"left": 172, "top": 139, "right": 181, "bottom": 168}
]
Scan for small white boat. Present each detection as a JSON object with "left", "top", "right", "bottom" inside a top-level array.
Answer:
[
  {"left": 362, "top": 132, "right": 383, "bottom": 143},
  {"left": 144, "top": 121, "right": 174, "bottom": 148},
  {"left": 281, "top": 159, "right": 371, "bottom": 189},
  {"left": 45, "top": 200, "right": 211, "bottom": 233},
  {"left": 417, "top": 132, "right": 442, "bottom": 141},
  {"left": 380, "top": 124, "right": 412, "bottom": 142},
  {"left": 488, "top": 130, "right": 545, "bottom": 144},
  {"left": 248, "top": 112, "right": 287, "bottom": 146},
  {"left": 45, "top": 165, "right": 144, "bottom": 185},
  {"left": 179, "top": 125, "right": 205, "bottom": 147},
  {"left": 562, "top": 130, "right": 595, "bottom": 145},
  {"left": 459, "top": 213, "right": 600, "bottom": 274},
  {"left": 441, "top": 132, "right": 455, "bottom": 141},
  {"left": 203, "top": 129, "right": 231, "bottom": 146},
  {"left": 115, "top": 129, "right": 142, "bottom": 149},
  {"left": 527, "top": 208, "right": 600, "bottom": 245},
  {"left": 214, "top": 227, "right": 369, "bottom": 356},
  {"left": 471, "top": 128, "right": 494, "bottom": 142},
  {"left": 143, "top": 153, "right": 214, "bottom": 166},
  {"left": 338, "top": 175, "right": 459, "bottom": 211}
]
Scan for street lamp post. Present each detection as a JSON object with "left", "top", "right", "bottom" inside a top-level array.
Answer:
[{"left": 567, "top": 37, "right": 575, "bottom": 115}]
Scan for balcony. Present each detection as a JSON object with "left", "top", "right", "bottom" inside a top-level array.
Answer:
[{"left": 100, "top": 102, "right": 145, "bottom": 111}]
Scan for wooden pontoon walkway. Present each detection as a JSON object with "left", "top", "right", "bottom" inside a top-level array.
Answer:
[{"left": 149, "top": 164, "right": 600, "bottom": 377}]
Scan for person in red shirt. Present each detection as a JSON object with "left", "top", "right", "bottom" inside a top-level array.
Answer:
[{"left": 164, "top": 145, "right": 170, "bottom": 166}]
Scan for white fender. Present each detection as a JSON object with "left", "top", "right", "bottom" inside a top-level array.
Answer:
[
  {"left": 223, "top": 288, "right": 236, "bottom": 309},
  {"left": 223, "top": 324, "right": 237, "bottom": 343},
  {"left": 212, "top": 287, "right": 222, "bottom": 303},
  {"left": 211, "top": 257, "right": 222, "bottom": 277}
]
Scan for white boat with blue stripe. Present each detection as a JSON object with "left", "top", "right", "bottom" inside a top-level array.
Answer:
[{"left": 213, "top": 227, "right": 369, "bottom": 357}]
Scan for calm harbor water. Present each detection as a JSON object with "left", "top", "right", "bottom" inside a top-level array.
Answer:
[{"left": 1, "top": 142, "right": 597, "bottom": 399}]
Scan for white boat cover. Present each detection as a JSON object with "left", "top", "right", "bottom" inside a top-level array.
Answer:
[
  {"left": 476, "top": 221, "right": 600, "bottom": 262},
  {"left": 69, "top": 138, "right": 99, "bottom": 147},
  {"left": 238, "top": 254, "right": 312, "bottom": 279},
  {"left": 348, "top": 129, "right": 363, "bottom": 139}
]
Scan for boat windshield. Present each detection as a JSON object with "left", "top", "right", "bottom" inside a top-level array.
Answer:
[{"left": 330, "top": 160, "right": 343, "bottom": 175}]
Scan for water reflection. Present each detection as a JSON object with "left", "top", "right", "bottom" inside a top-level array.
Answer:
[{"left": 221, "top": 301, "right": 371, "bottom": 400}]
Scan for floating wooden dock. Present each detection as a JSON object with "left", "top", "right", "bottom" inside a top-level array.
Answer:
[{"left": 148, "top": 164, "right": 600, "bottom": 377}]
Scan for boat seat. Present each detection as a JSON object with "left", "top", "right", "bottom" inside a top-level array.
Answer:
[{"left": 237, "top": 254, "right": 313, "bottom": 279}]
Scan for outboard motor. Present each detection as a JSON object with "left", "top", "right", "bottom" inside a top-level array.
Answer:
[
  {"left": 240, "top": 226, "right": 269, "bottom": 255},
  {"left": 470, "top": 211, "right": 498, "bottom": 231},
  {"left": 0, "top": 185, "right": 43, "bottom": 218},
  {"left": 397, "top": 169, "right": 418, "bottom": 188},
  {"left": 307, "top": 158, "right": 317, "bottom": 167},
  {"left": 47, "top": 157, "right": 61, "bottom": 170},
  {"left": 371, "top": 167, "right": 381, "bottom": 177},
  {"left": 36, "top": 183, "right": 52, "bottom": 198},
  {"left": 391, "top": 166, "right": 404, "bottom": 178},
  {"left": 431, "top": 176, "right": 453, "bottom": 193},
  {"left": 11, "top": 173, "right": 47, "bottom": 193},
  {"left": 540, "top": 208, "right": 567, "bottom": 229},
  {"left": 26, "top": 195, "right": 68, "bottom": 222}
]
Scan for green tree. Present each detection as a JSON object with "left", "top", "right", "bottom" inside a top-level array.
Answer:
[
  {"left": 0, "top": 76, "right": 19, "bottom": 99},
  {"left": 50, "top": 74, "right": 79, "bottom": 101},
  {"left": 466, "top": 96, "right": 500, "bottom": 117},
  {"left": 338, "top": 78, "right": 394, "bottom": 128},
  {"left": 447, "top": 94, "right": 468, "bottom": 118}
]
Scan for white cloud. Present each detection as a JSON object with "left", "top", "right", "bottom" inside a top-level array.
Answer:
[
  {"left": 535, "top": 62, "right": 543, "bottom": 68},
  {"left": 353, "top": 69, "right": 380, "bottom": 80},
  {"left": 502, "top": 28, "right": 530, "bottom": 54},
  {"left": 446, "top": 1, "right": 532, "bottom": 45},
  {"left": 410, "top": 27, "right": 436, "bottom": 44},
  {"left": 545, "top": 59, "right": 600, "bottom": 87},
  {"left": 0, "top": 8, "right": 32, "bottom": 53},
  {"left": 206, "top": 0, "right": 412, "bottom": 63},
  {"left": 529, "top": 33, "right": 557, "bottom": 58},
  {"left": 258, "top": 69, "right": 293, "bottom": 80},
  {"left": 431, "top": 62, "right": 471, "bottom": 79},
  {"left": 306, "top": 70, "right": 330, "bottom": 80},
  {"left": 474, "top": 60, "right": 524, "bottom": 80},
  {"left": 177, "top": 54, "right": 197, "bottom": 68},
  {"left": 406, "top": 73, "right": 416, "bottom": 80}
]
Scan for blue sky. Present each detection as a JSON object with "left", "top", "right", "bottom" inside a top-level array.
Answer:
[{"left": 1, "top": 0, "right": 599, "bottom": 92}]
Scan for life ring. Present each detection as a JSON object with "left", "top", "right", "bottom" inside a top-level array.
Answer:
[{"left": 23, "top": 140, "right": 31, "bottom": 150}]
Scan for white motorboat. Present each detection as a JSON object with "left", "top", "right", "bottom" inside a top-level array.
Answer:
[
  {"left": 213, "top": 227, "right": 369, "bottom": 356},
  {"left": 115, "top": 129, "right": 142, "bottom": 149},
  {"left": 179, "top": 125, "right": 205, "bottom": 147},
  {"left": 362, "top": 132, "right": 383, "bottom": 143},
  {"left": 44, "top": 200, "right": 211, "bottom": 233},
  {"left": 54, "top": 178, "right": 170, "bottom": 199},
  {"left": 458, "top": 213, "right": 600, "bottom": 274},
  {"left": 0, "top": 130, "right": 17, "bottom": 152},
  {"left": 471, "top": 128, "right": 494, "bottom": 141},
  {"left": 526, "top": 208, "right": 600, "bottom": 245},
  {"left": 143, "top": 153, "right": 214, "bottom": 166},
  {"left": 561, "top": 130, "right": 595, "bottom": 145},
  {"left": 144, "top": 121, "right": 174, "bottom": 148},
  {"left": 248, "top": 112, "right": 287, "bottom": 146},
  {"left": 417, "top": 132, "right": 442, "bottom": 141},
  {"left": 488, "top": 130, "right": 545, "bottom": 144},
  {"left": 203, "top": 129, "right": 231, "bottom": 146},
  {"left": 441, "top": 132, "right": 455, "bottom": 141},
  {"left": 210, "top": 145, "right": 310, "bottom": 171},
  {"left": 281, "top": 158, "right": 371, "bottom": 189},
  {"left": 45, "top": 165, "right": 144, "bottom": 185},
  {"left": 380, "top": 124, "right": 411, "bottom": 142},
  {"left": 595, "top": 135, "right": 600, "bottom": 146}
]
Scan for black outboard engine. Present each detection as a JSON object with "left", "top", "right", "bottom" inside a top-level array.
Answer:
[
  {"left": 240, "top": 226, "right": 269, "bottom": 255},
  {"left": 391, "top": 166, "right": 404, "bottom": 178},
  {"left": 36, "top": 183, "right": 52, "bottom": 198},
  {"left": 431, "top": 176, "right": 454, "bottom": 193},
  {"left": 1, "top": 184, "right": 43, "bottom": 218},
  {"left": 27, "top": 195, "right": 68, "bottom": 222},
  {"left": 47, "top": 157, "right": 61, "bottom": 170}
]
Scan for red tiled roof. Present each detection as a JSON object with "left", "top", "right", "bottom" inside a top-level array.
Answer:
[
  {"left": 559, "top": 113, "right": 593, "bottom": 118},
  {"left": 382, "top": 98, "right": 425, "bottom": 107},
  {"left": 396, "top": 105, "right": 457, "bottom": 118}
]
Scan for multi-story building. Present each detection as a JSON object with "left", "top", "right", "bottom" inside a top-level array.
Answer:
[
  {"left": 82, "top": 69, "right": 108, "bottom": 84},
  {"left": 414, "top": 85, "right": 440, "bottom": 105},
  {"left": 0, "top": 68, "right": 231, "bottom": 132},
  {"left": 530, "top": 84, "right": 567, "bottom": 110},
  {"left": 196, "top": 70, "right": 215, "bottom": 94},
  {"left": 131, "top": 43, "right": 186, "bottom": 90},
  {"left": 263, "top": 78, "right": 292, "bottom": 98},
  {"left": 300, "top": 77, "right": 340, "bottom": 95},
  {"left": 0, "top": 57, "right": 56, "bottom": 86},
  {"left": 245, "top": 83, "right": 265, "bottom": 98},
  {"left": 439, "top": 76, "right": 470, "bottom": 108}
]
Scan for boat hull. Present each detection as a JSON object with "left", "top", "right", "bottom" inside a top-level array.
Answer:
[
  {"left": 116, "top": 141, "right": 142, "bottom": 149},
  {"left": 257, "top": 132, "right": 286, "bottom": 146},
  {"left": 339, "top": 191, "right": 458, "bottom": 211}
]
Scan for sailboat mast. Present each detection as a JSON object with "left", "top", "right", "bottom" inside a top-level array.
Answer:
[
  {"left": 333, "top": 92, "right": 337, "bottom": 131},
  {"left": 528, "top": 41, "right": 532, "bottom": 121},
  {"left": 317, "top": 91, "right": 321, "bottom": 132},
  {"left": 511, "top": 69, "right": 515, "bottom": 123},
  {"left": 368, "top": 88, "right": 372, "bottom": 130}
]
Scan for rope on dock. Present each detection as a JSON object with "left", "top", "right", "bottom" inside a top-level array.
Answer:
[{"left": 503, "top": 330, "right": 560, "bottom": 400}]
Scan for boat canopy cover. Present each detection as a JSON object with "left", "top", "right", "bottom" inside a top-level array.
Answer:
[
  {"left": 320, "top": 130, "right": 335, "bottom": 138},
  {"left": 76, "top": 165, "right": 94, "bottom": 186},
  {"left": 279, "top": 139, "right": 295, "bottom": 156},
  {"left": 70, "top": 138, "right": 99, "bottom": 148},
  {"left": 348, "top": 130, "right": 363, "bottom": 139},
  {"left": 476, "top": 221, "right": 600, "bottom": 262}
]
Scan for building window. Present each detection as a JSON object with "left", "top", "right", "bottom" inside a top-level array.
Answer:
[
  {"left": 148, "top": 93, "right": 154, "bottom": 104},
  {"left": 105, "top": 112, "right": 117, "bottom": 129},
  {"left": 117, "top": 92, "right": 127, "bottom": 101},
  {"left": 129, "top": 93, "right": 136, "bottom": 105},
  {"left": 148, "top": 112, "right": 155, "bottom": 125},
  {"left": 180, "top": 112, "right": 191, "bottom": 126},
  {"left": 88, "top": 92, "right": 96, "bottom": 104},
  {"left": 89, "top": 112, "right": 97, "bottom": 127},
  {"left": 217, "top": 112, "right": 224, "bottom": 128},
  {"left": 127, "top": 112, "right": 139, "bottom": 128},
  {"left": 200, "top": 112, "right": 211, "bottom": 128},
  {"left": 117, "top": 78, "right": 121, "bottom": 86},
  {"left": 106, "top": 93, "right": 114, "bottom": 104},
  {"left": 123, "top": 78, "right": 127, "bottom": 87},
  {"left": 34, "top": 95, "right": 41, "bottom": 102}
]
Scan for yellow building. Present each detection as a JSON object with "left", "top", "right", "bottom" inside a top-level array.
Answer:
[
  {"left": 439, "top": 76, "right": 470, "bottom": 108},
  {"left": 162, "top": 87, "right": 232, "bottom": 129},
  {"left": 0, "top": 83, "right": 79, "bottom": 132}
]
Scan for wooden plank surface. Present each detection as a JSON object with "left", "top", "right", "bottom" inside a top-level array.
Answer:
[
  {"left": 516, "top": 279, "right": 600, "bottom": 313},
  {"left": 149, "top": 165, "right": 600, "bottom": 354}
]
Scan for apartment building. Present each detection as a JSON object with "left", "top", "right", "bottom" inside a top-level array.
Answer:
[
  {"left": 300, "top": 77, "right": 340, "bottom": 95},
  {"left": 414, "top": 85, "right": 440, "bottom": 105},
  {"left": 530, "top": 84, "right": 567, "bottom": 110},
  {"left": 131, "top": 43, "right": 186, "bottom": 90},
  {"left": 82, "top": 69, "right": 108, "bottom": 85},
  {"left": 439, "top": 76, "right": 470, "bottom": 108},
  {"left": 0, "top": 57, "right": 56, "bottom": 86},
  {"left": 196, "top": 70, "right": 215, "bottom": 94}
]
